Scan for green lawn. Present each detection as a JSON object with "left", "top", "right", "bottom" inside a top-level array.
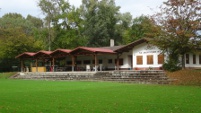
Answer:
[{"left": 0, "top": 75, "right": 201, "bottom": 113}]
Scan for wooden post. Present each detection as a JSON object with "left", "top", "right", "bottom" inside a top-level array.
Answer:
[
  {"left": 71, "top": 55, "right": 75, "bottom": 72},
  {"left": 52, "top": 58, "right": 55, "bottom": 72},
  {"left": 30, "top": 62, "right": 33, "bottom": 72},
  {"left": 94, "top": 54, "right": 97, "bottom": 72},
  {"left": 36, "top": 59, "right": 38, "bottom": 72},
  {"left": 20, "top": 59, "right": 24, "bottom": 72}
]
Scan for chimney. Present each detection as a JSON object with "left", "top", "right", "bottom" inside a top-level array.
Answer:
[{"left": 110, "top": 39, "right": 114, "bottom": 47}]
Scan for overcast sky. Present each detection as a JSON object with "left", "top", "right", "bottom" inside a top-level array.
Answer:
[{"left": 0, "top": 0, "right": 166, "bottom": 18}]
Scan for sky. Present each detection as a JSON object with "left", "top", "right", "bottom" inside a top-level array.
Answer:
[{"left": 0, "top": 0, "right": 166, "bottom": 18}]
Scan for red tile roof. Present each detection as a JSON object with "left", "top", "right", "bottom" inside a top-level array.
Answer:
[
  {"left": 33, "top": 50, "right": 52, "bottom": 58},
  {"left": 70, "top": 47, "right": 116, "bottom": 55},
  {"left": 52, "top": 49, "right": 71, "bottom": 53},
  {"left": 50, "top": 49, "right": 71, "bottom": 57},
  {"left": 37, "top": 50, "right": 52, "bottom": 55},
  {"left": 15, "top": 52, "right": 35, "bottom": 59}
]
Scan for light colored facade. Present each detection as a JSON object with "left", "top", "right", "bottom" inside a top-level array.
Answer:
[
  {"left": 132, "top": 42, "right": 164, "bottom": 70},
  {"left": 66, "top": 41, "right": 166, "bottom": 70},
  {"left": 184, "top": 53, "right": 201, "bottom": 69}
]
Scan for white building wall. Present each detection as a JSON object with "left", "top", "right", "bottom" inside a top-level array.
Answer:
[
  {"left": 185, "top": 53, "right": 201, "bottom": 68},
  {"left": 119, "top": 50, "right": 133, "bottom": 69},
  {"left": 132, "top": 42, "right": 163, "bottom": 70}
]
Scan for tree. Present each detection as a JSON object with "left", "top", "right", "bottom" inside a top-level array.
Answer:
[
  {"left": 115, "top": 12, "right": 132, "bottom": 45},
  {"left": 123, "top": 15, "right": 161, "bottom": 44},
  {"left": 80, "top": 0, "right": 122, "bottom": 47},
  {"left": 26, "top": 15, "right": 43, "bottom": 29},
  {"left": 0, "top": 27, "right": 42, "bottom": 71},
  {"left": 0, "top": 13, "right": 43, "bottom": 71},
  {"left": 38, "top": 0, "right": 86, "bottom": 50},
  {"left": 152, "top": 0, "right": 201, "bottom": 69},
  {"left": 0, "top": 13, "right": 33, "bottom": 35}
]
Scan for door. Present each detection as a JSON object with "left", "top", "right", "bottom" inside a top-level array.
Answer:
[{"left": 128, "top": 55, "right": 133, "bottom": 70}]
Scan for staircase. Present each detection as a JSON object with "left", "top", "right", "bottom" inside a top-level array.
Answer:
[
  {"left": 13, "top": 70, "right": 173, "bottom": 84},
  {"left": 94, "top": 70, "right": 172, "bottom": 84}
]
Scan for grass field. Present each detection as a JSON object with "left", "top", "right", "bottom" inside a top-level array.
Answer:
[{"left": 0, "top": 73, "right": 201, "bottom": 113}]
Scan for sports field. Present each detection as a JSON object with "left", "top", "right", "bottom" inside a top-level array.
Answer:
[{"left": 0, "top": 73, "right": 201, "bottom": 113}]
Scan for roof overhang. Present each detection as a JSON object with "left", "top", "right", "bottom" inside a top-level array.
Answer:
[
  {"left": 115, "top": 38, "right": 148, "bottom": 53},
  {"left": 70, "top": 47, "right": 116, "bottom": 56},
  {"left": 50, "top": 49, "right": 71, "bottom": 58},
  {"left": 15, "top": 52, "right": 35, "bottom": 59},
  {"left": 33, "top": 50, "right": 52, "bottom": 59}
]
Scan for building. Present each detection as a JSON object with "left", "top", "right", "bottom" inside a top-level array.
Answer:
[{"left": 16, "top": 38, "right": 201, "bottom": 72}]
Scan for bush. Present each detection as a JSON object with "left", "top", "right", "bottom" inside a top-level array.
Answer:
[{"left": 163, "top": 59, "right": 181, "bottom": 72}]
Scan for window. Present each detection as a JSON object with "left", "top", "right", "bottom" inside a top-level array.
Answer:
[
  {"left": 158, "top": 54, "right": 164, "bottom": 64},
  {"left": 83, "top": 60, "right": 90, "bottom": 64},
  {"left": 147, "top": 55, "right": 153, "bottom": 64},
  {"left": 67, "top": 61, "right": 72, "bottom": 65},
  {"left": 99, "top": 60, "right": 102, "bottom": 64},
  {"left": 76, "top": 61, "right": 82, "bottom": 65},
  {"left": 136, "top": 56, "right": 143, "bottom": 65},
  {"left": 193, "top": 54, "right": 196, "bottom": 64},
  {"left": 92, "top": 60, "right": 102, "bottom": 64},
  {"left": 199, "top": 55, "right": 201, "bottom": 64},
  {"left": 115, "top": 59, "right": 124, "bottom": 65},
  {"left": 186, "top": 54, "right": 189, "bottom": 64},
  {"left": 108, "top": 59, "right": 113, "bottom": 64}
]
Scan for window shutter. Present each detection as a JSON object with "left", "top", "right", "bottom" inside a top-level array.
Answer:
[
  {"left": 147, "top": 55, "right": 153, "bottom": 64},
  {"left": 137, "top": 56, "right": 143, "bottom": 65},
  {"left": 158, "top": 54, "right": 164, "bottom": 64}
]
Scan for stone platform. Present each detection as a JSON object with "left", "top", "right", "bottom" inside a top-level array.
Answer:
[{"left": 12, "top": 70, "right": 173, "bottom": 84}]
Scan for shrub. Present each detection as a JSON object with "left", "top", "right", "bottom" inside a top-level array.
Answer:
[{"left": 163, "top": 59, "right": 181, "bottom": 72}]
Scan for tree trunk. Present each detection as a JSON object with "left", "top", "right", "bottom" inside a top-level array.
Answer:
[{"left": 181, "top": 54, "right": 185, "bottom": 70}]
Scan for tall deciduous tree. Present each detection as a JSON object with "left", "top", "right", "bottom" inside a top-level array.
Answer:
[
  {"left": 38, "top": 0, "right": 86, "bottom": 50},
  {"left": 152, "top": 0, "right": 201, "bottom": 69},
  {"left": 80, "top": 0, "right": 122, "bottom": 47},
  {"left": 123, "top": 15, "right": 160, "bottom": 44},
  {"left": 0, "top": 13, "right": 43, "bottom": 71},
  {"left": 0, "top": 13, "right": 33, "bottom": 35}
]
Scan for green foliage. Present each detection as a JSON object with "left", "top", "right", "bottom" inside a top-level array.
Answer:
[
  {"left": 163, "top": 58, "right": 181, "bottom": 72},
  {"left": 0, "top": 13, "right": 34, "bottom": 35},
  {"left": 38, "top": 0, "right": 132, "bottom": 48},
  {"left": 0, "top": 13, "right": 43, "bottom": 71},
  {"left": 81, "top": 0, "right": 132, "bottom": 46},
  {"left": 0, "top": 28, "right": 41, "bottom": 59},
  {"left": 152, "top": 0, "right": 201, "bottom": 69},
  {"left": 26, "top": 15, "right": 43, "bottom": 29},
  {"left": 0, "top": 80, "right": 201, "bottom": 112},
  {"left": 38, "top": 0, "right": 86, "bottom": 50},
  {"left": 123, "top": 15, "right": 161, "bottom": 44}
]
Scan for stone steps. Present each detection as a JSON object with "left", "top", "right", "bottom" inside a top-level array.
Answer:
[{"left": 13, "top": 70, "right": 173, "bottom": 84}]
